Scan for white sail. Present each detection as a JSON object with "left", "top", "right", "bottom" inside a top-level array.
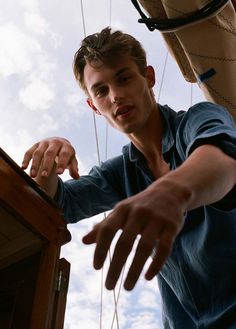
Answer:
[{"left": 132, "top": 0, "right": 236, "bottom": 120}]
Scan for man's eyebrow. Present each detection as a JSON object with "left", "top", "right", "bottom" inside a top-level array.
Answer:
[
  {"left": 90, "top": 67, "right": 130, "bottom": 93},
  {"left": 115, "top": 67, "right": 130, "bottom": 77},
  {"left": 91, "top": 82, "right": 103, "bottom": 94}
]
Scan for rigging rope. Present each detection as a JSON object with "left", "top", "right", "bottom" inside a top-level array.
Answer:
[
  {"left": 79, "top": 3, "right": 103, "bottom": 328},
  {"left": 131, "top": 0, "right": 230, "bottom": 32},
  {"left": 79, "top": 1, "right": 121, "bottom": 328},
  {"left": 157, "top": 50, "right": 195, "bottom": 108},
  {"left": 157, "top": 51, "right": 169, "bottom": 102},
  {"left": 103, "top": 2, "right": 124, "bottom": 328},
  {"left": 80, "top": 0, "right": 86, "bottom": 37},
  {"left": 190, "top": 83, "right": 193, "bottom": 107}
]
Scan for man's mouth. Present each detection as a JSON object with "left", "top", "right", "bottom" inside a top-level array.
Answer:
[{"left": 115, "top": 105, "right": 133, "bottom": 117}]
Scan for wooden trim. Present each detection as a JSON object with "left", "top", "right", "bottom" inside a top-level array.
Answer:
[
  {"left": 51, "top": 258, "right": 71, "bottom": 329},
  {"left": 30, "top": 244, "right": 59, "bottom": 329}
]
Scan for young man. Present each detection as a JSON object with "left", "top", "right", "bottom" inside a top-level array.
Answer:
[{"left": 22, "top": 27, "right": 236, "bottom": 328}]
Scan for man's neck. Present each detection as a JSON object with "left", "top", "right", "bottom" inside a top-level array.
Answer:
[{"left": 128, "top": 105, "right": 169, "bottom": 178}]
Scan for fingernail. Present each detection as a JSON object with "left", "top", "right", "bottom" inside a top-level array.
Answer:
[
  {"left": 41, "top": 170, "right": 48, "bottom": 177},
  {"left": 94, "top": 261, "right": 102, "bottom": 270},
  {"left": 57, "top": 167, "right": 63, "bottom": 174},
  {"left": 105, "top": 278, "right": 115, "bottom": 290},
  {"left": 124, "top": 280, "right": 134, "bottom": 291},
  {"left": 31, "top": 169, "right": 35, "bottom": 176},
  {"left": 145, "top": 272, "right": 154, "bottom": 281}
]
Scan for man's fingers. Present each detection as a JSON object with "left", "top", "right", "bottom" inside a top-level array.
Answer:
[
  {"left": 105, "top": 229, "right": 139, "bottom": 290},
  {"left": 93, "top": 225, "right": 119, "bottom": 270},
  {"left": 123, "top": 232, "right": 156, "bottom": 290},
  {"left": 29, "top": 143, "right": 49, "bottom": 177},
  {"left": 39, "top": 144, "right": 62, "bottom": 177},
  {"left": 22, "top": 141, "right": 58, "bottom": 177},
  {"left": 22, "top": 138, "right": 79, "bottom": 179},
  {"left": 21, "top": 144, "right": 39, "bottom": 170},
  {"left": 145, "top": 231, "right": 174, "bottom": 280},
  {"left": 93, "top": 208, "right": 129, "bottom": 271},
  {"left": 82, "top": 217, "right": 119, "bottom": 270},
  {"left": 67, "top": 157, "right": 80, "bottom": 179},
  {"left": 82, "top": 222, "right": 100, "bottom": 245},
  {"left": 53, "top": 144, "right": 79, "bottom": 178}
]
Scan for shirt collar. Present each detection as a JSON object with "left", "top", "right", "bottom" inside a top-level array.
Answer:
[{"left": 159, "top": 104, "right": 175, "bottom": 154}]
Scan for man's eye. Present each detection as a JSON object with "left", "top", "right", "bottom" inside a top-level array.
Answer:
[
  {"left": 95, "top": 87, "right": 107, "bottom": 97},
  {"left": 119, "top": 75, "right": 131, "bottom": 83}
]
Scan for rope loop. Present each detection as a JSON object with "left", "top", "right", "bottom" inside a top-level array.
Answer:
[{"left": 131, "top": 0, "right": 230, "bottom": 32}]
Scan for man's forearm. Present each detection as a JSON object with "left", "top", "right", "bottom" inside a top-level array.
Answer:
[{"left": 154, "top": 144, "right": 236, "bottom": 211}]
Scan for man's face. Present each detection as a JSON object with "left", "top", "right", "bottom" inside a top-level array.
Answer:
[{"left": 84, "top": 56, "right": 156, "bottom": 136}]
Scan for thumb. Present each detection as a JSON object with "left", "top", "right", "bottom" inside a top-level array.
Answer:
[{"left": 82, "top": 223, "right": 100, "bottom": 245}]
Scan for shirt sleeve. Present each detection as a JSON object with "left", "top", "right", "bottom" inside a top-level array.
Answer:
[
  {"left": 54, "top": 156, "right": 125, "bottom": 223},
  {"left": 176, "top": 102, "right": 236, "bottom": 210},
  {"left": 177, "top": 102, "right": 236, "bottom": 159}
]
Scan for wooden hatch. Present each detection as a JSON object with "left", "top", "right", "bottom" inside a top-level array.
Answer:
[{"left": 0, "top": 148, "right": 71, "bottom": 329}]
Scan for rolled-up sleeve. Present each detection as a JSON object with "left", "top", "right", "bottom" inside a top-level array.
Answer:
[
  {"left": 176, "top": 102, "right": 236, "bottom": 160},
  {"left": 176, "top": 102, "right": 236, "bottom": 210}
]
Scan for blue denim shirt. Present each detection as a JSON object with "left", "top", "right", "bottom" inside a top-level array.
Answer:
[{"left": 56, "top": 102, "right": 236, "bottom": 328}]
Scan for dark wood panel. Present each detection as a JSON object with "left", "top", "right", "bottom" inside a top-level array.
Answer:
[
  {"left": 0, "top": 252, "right": 42, "bottom": 329},
  {"left": 0, "top": 148, "right": 71, "bottom": 328}
]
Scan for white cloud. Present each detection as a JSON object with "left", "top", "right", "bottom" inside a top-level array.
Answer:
[
  {"left": 0, "top": 24, "right": 41, "bottom": 77},
  {"left": 20, "top": 0, "right": 39, "bottom": 11},
  {"left": 24, "top": 11, "right": 49, "bottom": 36},
  {"left": 19, "top": 78, "right": 55, "bottom": 111},
  {"left": 23, "top": 9, "right": 61, "bottom": 47},
  {"left": 128, "top": 311, "right": 163, "bottom": 329},
  {"left": 37, "top": 113, "right": 59, "bottom": 134},
  {"left": 0, "top": 127, "right": 33, "bottom": 163},
  {"left": 64, "top": 92, "right": 83, "bottom": 109}
]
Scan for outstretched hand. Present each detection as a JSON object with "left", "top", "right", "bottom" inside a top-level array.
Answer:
[
  {"left": 82, "top": 180, "right": 186, "bottom": 291},
  {"left": 22, "top": 137, "right": 80, "bottom": 179}
]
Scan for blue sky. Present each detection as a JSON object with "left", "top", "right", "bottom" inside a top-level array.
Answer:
[{"left": 1, "top": 1, "right": 205, "bottom": 328}]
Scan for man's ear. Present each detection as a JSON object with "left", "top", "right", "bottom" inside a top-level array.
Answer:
[
  {"left": 86, "top": 98, "right": 101, "bottom": 115},
  {"left": 145, "top": 65, "right": 155, "bottom": 88}
]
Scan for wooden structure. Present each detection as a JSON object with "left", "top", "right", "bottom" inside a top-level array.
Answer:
[{"left": 0, "top": 148, "right": 71, "bottom": 329}]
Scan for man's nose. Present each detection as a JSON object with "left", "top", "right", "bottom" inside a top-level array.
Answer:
[
  {"left": 112, "top": 96, "right": 120, "bottom": 104},
  {"left": 110, "top": 88, "right": 124, "bottom": 105}
]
